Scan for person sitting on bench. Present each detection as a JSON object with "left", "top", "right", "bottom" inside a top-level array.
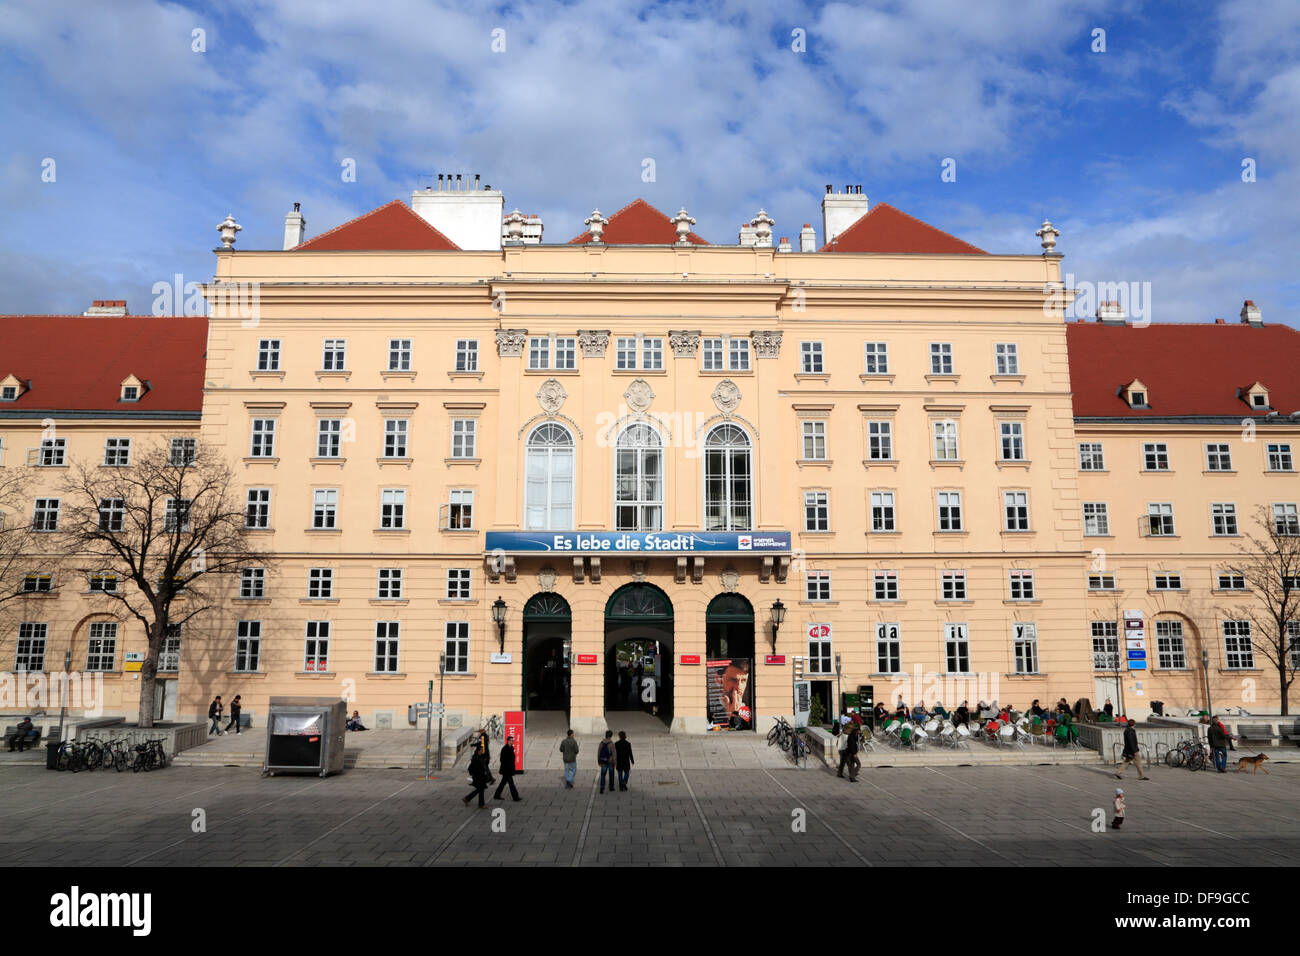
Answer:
[
  {"left": 346, "top": 710, "right": 366, "bottom": 731},
  {"left": 6, "top": 717, "right": 34, "bottom": 752}
]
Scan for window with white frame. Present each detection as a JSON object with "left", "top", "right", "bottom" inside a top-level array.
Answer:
[
  {"left": 1288, "top": 621, "right": 1300, "bottom": 670},
  {"left": 1217, "top": 572, "right": 1245, "bottom": 591},
  {"left": 1078, "top": 442, "right": 1106, "bottom": 471},
  {"left": 805, "top": 571, "right": 831, "bottom": 601},
  {"left": 1155, "top": 620, "right": 1186, "bottom": 668},
  {"left": 1147, "top": 502, "right": 1175, "bottom": 536},
  {"left": 1013, "top": 622, "right": 1038, "bottom": 674},
  {"left": 803, "top": 491, "right": 829, "bottom": 532},
  {"left": 1088, "top": 572, "right": 1116, "bottom": 591},
  {"left": 936, "top": 491, "right": 963, "bottom": 531},
  {"left": 39, "top": 438, "right": 66, "bottom": 466},
  {"left": 801, "top": 421, "right": 827, "bottom": 460},
  {"left": 239, "top": 568, "right": 265, "bottom": 599},
  {"left": 164, "top": 497, "right": 191, "bottom": 533},
  {"left": 933, "top": 420, "right": 959, "bottom": 460},
  {"left": 383, "top": 419, "right": 409, "bottom": 458},
  {"left": 312, "top": 489, "right": 338, "bottom": 529},
  {"left": 446, "top": 568, "right": 471, "bottom": 600},
  {"left": 999, "top": 422, "right": 1025, "bottom": 461},
  {"left": 615, "top": 424, "right": 663, "bottom": 532},
  {"left": 1009, "top": 569, "right": 1035, "bottom": 600},
  {"left": 388, "top": 338, "right": 412, "bottom": 371},
  {"left": 0, "top": 386, "right": 14, "bottom": 401},
  {"left": 451, "top": 419, "right": 476, "bottom": 458},
  {"left": 1273, "top": 502, "right": 1300, "bottom": 536},
  {"left": 807, "top": 634, "right": 833, "bottom": 674},
  {"left": 170, "top": 437, "right": 197, "bottom": 466},
  {"left": 32, "top": 498, "right": 60, "bottom": 532},
  {"left": 447, "top": 489, "right": 474, "bottom": 530},
  {"left": 800, "top": 341, "right": 824, "bottom": 373},
  {"left": 941, "top": 570, "right": 966, "bottom": 600},
  {"left": 1091, "top": 621, "right": 1119, "bottom": 670},
  {"left": 377, "top": 568, "right": 403, "bottom": 599},
  {"left": 704, "top": 424, "right": 752, "bottom": 531},
  {"left": 530, "top": 335, "right": 578, "bottom": 371},
  {"left": 1267, "top": 443, "right": 1294, "bottom": 471},
  {"left": 867, "top": 421, "right": 893, "bottom": 460},
  {"left": 159, "top": 624, "right": 182, "bottom": 672},
  {"left": 929, "top": 342, "right": 954, "bottom": 375},
  {"left": 257, "top": 339, "right": 280, "bottom": 371},
  {"left": 614, "top": 336, "right": 662, "bottom": 371},
  {"left": 455, "top": 339, "right": 479, "bottom": 372},
  {"left": 235, "top": 621, "right": 261, "bottom": 672},
  {"left": 22, "top": 572, "right": 52, "bottom": 593},
  {"left": 380, "top": 489, "right": 406, "bottom": 529},
  {"left": 870, "top": 491, "right": 896, "bottom": 532},
  {"left": 317, "top": 419, "right": 343, "bottom": 458},
  {"left": 1222, "top": 620, "right": 1254, "bottom": 669},
  {"left": 86, "top": 622, "right": 117, "bottom": 671},
  {"left": 702, "top": 336, "right": 749, "bottom": 372},
  {"left": 375, "top": 622, "right": 400, "bottom": 673},
  {"left": 250, "top": 419, "right": 276, "bottom": 457},
  {"left": 1143, "top": 442, "right": 1170, "bottom": 471},
  {"left": 1152, "top": 572, "right": 1182, "bottom": 590},
  {"left": 103, "top": 437, "right": 131, "bottom": 467},
  {"left": 1083, "top": 502, "right": 1109, "bottom": 536},
  {"left": 1003, "top": 491, "right": 1030, "bottom": 531},
  {"left": 321, "top": 339, "right": 346, "bottom": 371},
  {"left": 873, "top": 570, "right": 899, "bottom": 601},
  {"left": 944, "top": 623, "right": 970, "bottom": 673},
  {"left": 525, "top": 423, "right": 575, "bottom": 531},
  {"left": 1205, "top": 443, "right": 1232, "bottom": 471},
  {"left": 307, "top": 568, "right": 333, "bottom": 599},
  {"left": 875, "top": 622, "right": 901, "bottom": 673},
  {"left": 304, "top": 621, "right": 329, "bottom": 671},
  {"left": 88, "top": 572, "right": 118, "bottom": 593},
  {"left": 15, "top": 623, "right": 47, "bottom": 671},
  {"left": 245, "top": 488, "right": 270, "bottom": 529},
  {"left": 864, "top": 342, "right": 889, "bottom": 374},
  {"left": 445, "top": 621, "right": 470, "bottom": 673},
  {"left": 994, "top": 343, "right": 1019, "bottom": 375},
  {"left": 98, "top": 497, "right": 124, "bottom": 533},
  {"left": 1211, "top": 502, "right": 1238, "bottom": 536}
]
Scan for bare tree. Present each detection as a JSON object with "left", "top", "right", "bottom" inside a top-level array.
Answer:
[
  {"left": 0, "top": 466, "right": 38, "bottom": 625},
  {"left": 58, "top": 441, "right": 269, "bottom": 727},
  {"left": 1222, "top": 505, "right": 1300, "bottom": 716}
]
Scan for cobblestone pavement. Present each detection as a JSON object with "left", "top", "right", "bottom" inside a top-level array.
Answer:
[{"left": 2, "top": 756, "right": 1298, "bottom": 867}]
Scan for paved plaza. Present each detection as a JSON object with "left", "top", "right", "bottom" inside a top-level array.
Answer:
[{"left": 2, "top": 748, "right": 1297, "bottom": 867}]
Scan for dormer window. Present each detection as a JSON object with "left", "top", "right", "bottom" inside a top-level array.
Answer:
[
  {"left": 1242, "top": 382, "right": 1270, "bottom": 411},
  {"left": 1121, "top": 379, "right": 1149, "bottom": 409},
  {"left": 0, "top": 386, "right": 16, "bottom": 401},
  {"left": 119, "top": 375, "right": 147, "bottom": 403},
  {"left": 122, "top": 386, "right": 139, "bottom": 402}
]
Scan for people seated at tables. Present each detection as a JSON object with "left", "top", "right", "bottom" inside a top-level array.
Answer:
[
  {"left": 931, "top": 701, "right": 949, "bottom": 720},
  {"left": 874, "top": 702, "right": 890, "bottom": 725},
  {"left": 953, "top": 702, "right": 970, "bottom": 726},
  {"left": 911, "top": 701, "right": 929, "bottom": 721},
  {"left": 894, "top": 698, "right": 909, "bottom": 720}
]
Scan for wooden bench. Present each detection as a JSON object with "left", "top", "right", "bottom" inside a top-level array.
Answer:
[
  {"left": 3, "top": 725, "right": 43, "bottom": 752},
  {"left": 1237, "top": 724, "right": 1279, "bottom": 746},
  {"left": 1279, "top": 721, "right": 1300, "bottom": 746}
]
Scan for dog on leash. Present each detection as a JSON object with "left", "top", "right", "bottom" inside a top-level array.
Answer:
[{"left": 1235, "top": 753, "right": 1270, "bottom": 774}]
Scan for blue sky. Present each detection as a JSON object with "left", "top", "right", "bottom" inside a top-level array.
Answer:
[{"left": 1, "top": 0, "right": 1297, "bottom": 326}]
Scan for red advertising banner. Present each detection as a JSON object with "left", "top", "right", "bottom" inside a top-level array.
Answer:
[
  {"left": 707, "top": 658, "right": 753, "bottom": 731},
  {"left": 576, "top": 654, "right": 598, "bottom": 664},
  {"left": 680, "top": 654, "right": 701, "bottom": 665},
  {"left": 504, "top": 710, "right": 525, "bottom": 773}
]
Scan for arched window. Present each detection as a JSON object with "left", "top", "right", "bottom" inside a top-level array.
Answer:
[
  {"left": 704, "top": 424, "right": 752, "bottom": 530},
  {"left": 524, "top": 423, "right": 574, "bottom": 530},
  {"left": 615, "top": 424, "right": 663, "bottom": 531}
]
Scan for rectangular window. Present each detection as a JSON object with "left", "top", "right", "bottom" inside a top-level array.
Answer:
[
  {"left": 169, "top": 438, "right": 197, "bottom": 467},
  {"left": 1147, "top": 502, "right": 1175, "bottom": 536},
  {"left": 313, "top": 489, "right": 338, "bottom": 529},
  {"left": 999, "top": 422, "right": 1025, "bottom": 461},
  {"left": 1153, "top": 572, "right": 1182, "bottom": 590},
  {"left": 1091, "top": 621, "right": 1119, "bottom": 670},
  {"left": 455, "top": 339, "right": 479, "bottom": 372},
  {"left": 1267, "top": 443, "right": 1294, "bottom": 472},
  {"left": 615, "top": 337, "right": 636, "bottom": 370},
  {"left": 317, "top": 419, "right": 343, "bottom": 458},
  {"left": 388, "top": 338, "right": 412, "bottom": 371},
  {"left": 929, "top": 342, "right": 954, "bottom": 375},
  {"left": 803, "top": 491, "right": 829, "bottom": 532},
  {"left": 304, "top": 622, "right": 330, "bottom": 672},
  {"left": 383, "top": 419, "right": 408, "bottom": 458},
  {"left": 1009, "top": 569, "right": 1035, "bottom": 600},
  {"left": 1217, "top": 572, "right": 1245, "bottom": 590},
  {"left": 164, "top": 497, "right": 191, "bottom": 533},
  {"left": 800, "top": 341, "right": 824, "bottom": 373},
  {"left": 1288, "top": 621, "right": 1300, "bottom": 670},
  {"left": 702, "top": 338, "right": 724, "bottom": 371},
  {"left": 874, "top": 623, "right": 901, "bottom": 674},
  {"left": 1013, "top": 622, "right": 1038, "bottom": 674},
  {"left": 15, "top": 623, "right": 47, "bottom": 671},
  {"left": 864, "top": 342, "right": 889, "bottom": 374},
  {"left": 801, "top": 421, "right": 826, "bottom": 460},
  {"left": 805, "top": 571, "right": 832, "bottom": 602},
  {"left": 103, "top": 437, "right": 132, "bottom": 467},
  {"left": 870, "top": 491, "right": 896, "bottom": 532},
  {"left": 1143, "top": 442, "right": 1170, "bottom": 471},
  {"left": 377, "top": 568, "right": 403, "bottom": 599},
  {"left": 553, "top": 337, "right": 577, "bottom": 370},
  {"left": 451, "top": 419, "right": 476, "bottom": 458},
  {"left": 98, "top": 497, "right": 125, "bottom": 533},
  {"left": 1003, "top": 491, "right": 1030, "bottom": 531},
  {"left": 867, "top": 421, "right": 893, "bottom": 460},
  {"left": 86, "top": 622, "right": 117, "bottom": 671},
  {"left": 995, "top": 343, "right": 1019, "bottom": 375},
  {"left": 39, "top": 438, "right": 66, "bottom": 467},
  {"left": 235, "top": 621, "right": 261, "bottom": 672},
  {"left": 941, "top": 570, "right": 966, "bottom": 601},
  {"left": 250, "top": 419, "right": 276, "bottom": 457},
  {"left": 1205, "top": 443, "right": 1232, "bottom": 471},
  {"left": 322, "top": 339, "right": 346, "bottom": 371},
  {"left": 1223, "top": 620, "right": 1254, "bottom": 669},
  {"left": 944, "top": 623, "right": 970, "bottom": 673},
  {"left": 32, "top": 498, "right": 60, "bottom": 532},
  {"left": 933, "top": 420, "right": 959, "bottom": 460},
  {"left": 873, "top": 570, "right": 899, "bottom": 601},
  {"left": 375, "top": 622, "right": 400, "bottom": 673},
  {"left": 22, "top": 572, "right": 52, "bottom": 593},
  {"left": 529, "top": 336, "right": 552, "bottom": 370},
  {"left": 937, "top": 491, "right": 963, "bottom": 532},
  {"left": 808, "top": 636, "right": 833, "bottom": 675},
  {"left": 159, "top": 624, "right": 182, "bottom": 672},
  {"left": 1273, "top": 503, "right": 1300, "bottom": 536},
  {"left": 447, "top": 489, "right": 474, "bottom": 530},
  {"left": 445, "top": 621, "right": 470, "bottom": 673},
  {"left": 1155, "top": 620, "right": 1186, "bottom": 669},
  {"left": 641, "top": 337, "right": 663, "bottom": 370},
  {"left": 239, "top": 568, "right": 265, "bottom": 599},
  {"left": 307, "top": 568, "right": 333, "bottom": 599},
  {"left": 1211, "top": 502, "right": 1238, "bottom": 536},
  {"left": 380, "top": 489, "right": 406, "bottom": 529},
  {"left": 88, "top": 572, "right": 118, "bottom": 593},
  {"left": 245, "top": 488, "right": 270, "bottom": 529},
  {"left": 1078, "top": 442, "right": 1106, "bottom": 471},
  {"left": 1088, "top": 573, "right": 1116, "bottom": 591},
  {"left": 257, "top": 339, "right": 280, "bottom": 371},
  {"left": 729, "top": 338, "right": 750, "bottom": 371},
  {"left": 1082, "top": 502, "right": 1109, "bottom": 536},
  {"left": 446, "top": 568, "right": 471, "bottom": 600}
]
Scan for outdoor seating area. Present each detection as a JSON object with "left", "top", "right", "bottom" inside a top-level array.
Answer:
[{"left": 846, "top": 698, "right": 1097, "bottom": 753}]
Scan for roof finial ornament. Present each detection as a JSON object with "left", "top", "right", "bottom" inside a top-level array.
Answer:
[
  {"left": 1036, "top": 219, "right": 1061, "bottom": 256},
  {"left": 670, "top": 208, "right": 696, "bottom": 245},
  {"left": 585, "top": 209, "right": 609, "bottom": 244},
  {"left": 504, "top": 209, "right": 526, "bottom": 242},
  {"left": 216, "top": 214, "right": 242, "bottom": 249},
  {"left": 751, "top": 209, "right": 775, "bottom": 246}
]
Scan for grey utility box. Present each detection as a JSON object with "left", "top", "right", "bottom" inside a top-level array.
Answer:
[{"left": 263, "top": 697, "right": 347, "bottom": 777}]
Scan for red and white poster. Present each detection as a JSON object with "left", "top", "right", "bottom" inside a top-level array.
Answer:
[
  {"left": 503, "top": 710, "right": 525, "bottom": 773},
  {"left": 706, "top": 658, "right": 753, "bottom": 731}
]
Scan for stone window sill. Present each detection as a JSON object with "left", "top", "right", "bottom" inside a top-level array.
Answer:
[
  {"left": 699, "top": 369, "right": 753, "bottom": 377},
  {"left": 299, "top": 598, "right": 339, "bottom": 605},
  {"left": 378, "top": 457, "right": 413, "bottom": 466},
  {"left": 445, "top": 458, "right": 482, "bottom": 467},
  {"left": 990, "top": 375, "right": 1026, "bottom": 384},
  {"left": 996, "top": 459, "right": 1031, "bottom": 469},
  {"left": 381, "top": 371, "right": 417, "bottom": 380},
  {"left": 310, "top": 457, "right": 346, "bottom": 466},
  {"left": 242, "top": 457, "right": 280, "bottom": 465},
  {"left": 794, "top": 373, "right": 830, "bottom": 383},
  {"left": 524, "top": 368, "right": 581, "bottom": 375},
  {"left": 862, "top": 459, "right": 899, "bottom": 469},
  {"left": 439, "top": 598, "right": 478, "bottom": 606},
  {"left": 859, "top": 374, "right": 895, "bottom": 384},
  {"left": 374, "top": 528, "right": 412, "bottom": 535},
  {"left": 610, "top": 368, "right": 667, "bottom": 376},
  {"left": 315, "top": 371, "right": 351, "bottom": 380},
  {"left": 305, "top": 528, "right": 342, "bottom": 534},
  {"left": 796, "top": 459, "right": 832, "bottom": 468},
  {"left": 234, "top": 598, "right": 272, "bottom": 605},
  {"left": 925, "top": 374, "right": 960, "bottom": 384},
  {"left": 1004, "top": 599, "right": 1042, "bottom": 606},
  {"left": 929, "top": 460, "right": 965, "bottom": 469},
  {"left": 249, "top": 371, "right": 285, "bottom": 380},
  {"left": 367, "top": 672, "right": 407, "bottom": 678},
  {"left": 1203, "top": 470, "right": 1237, "bottom": 476},
  {"left": 448, "top": 371, "right": 484, "bottom": 380},
  {"left": 936, "top": 600, "right": 973, "bottom": 606},
  {"left": 296, "top": 671, "right": 336, "bottom": 677},
  {"left": 370, "top": 599, "right": 409, "bottom": 606}
]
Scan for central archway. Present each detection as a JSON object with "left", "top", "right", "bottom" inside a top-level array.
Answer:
[
  {"left": 604, "top": 583, "right": 673, "bottom": 728},
  {"left": 706, "top": 593, "right": 756, "bottom": 731},
  {"left": 523, "top": 592, "right": 571, "bottom": 714}
]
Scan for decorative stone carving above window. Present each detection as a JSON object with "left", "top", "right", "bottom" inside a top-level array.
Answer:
[
  {"left": 623, "top": 378, "right": 655, "bottom": 413},
  {"left": 536, "top": 378, "right": 567, "bottom": 413},
  {"left": 496, "top": 329, "right": 528, "bottom": 357},
  {"left": 711, "top": 379, "right": 742, "bottom": 415},
  {"left": 669, "top": 330, "right": 701, "bottom": 358},
  {"left": 577, "top": 330, "right": 609, "bottom": 357},
  {"left": 750, "top": 330, "right": 783, "bottom": 358}
]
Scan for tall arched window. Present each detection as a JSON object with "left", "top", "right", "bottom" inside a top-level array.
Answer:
[
  {"left": 524, "top": 423, "right": 574, "bottom": 530},
  {"left": 704, "top": 424, "right": 752, "bottom": 530},
  {"left": 615, "top": 424, "right": 663, "bottom": 530}
]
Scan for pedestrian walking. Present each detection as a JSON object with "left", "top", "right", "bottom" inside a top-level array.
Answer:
[
  {"left": 463, "top": 749, "right": 489, "bottom": 809},
  {"left": 836, "top": 724, "right": 852, "bottom": 778},
  {"left": 479, "top": 729, "right": 495, "bottom": 784},
  {"left": 559, "top": 729, "right": 580, "bottom": 788},
  {"left": 597, "top": 730, "right": 617, "bottom": 794},
  {"left": 1110, "top": 788, "right": 1126, "bottom": 829},
  {"left": 1208, "top": 716, "right": 1230, "bottom": 772},
  {"left": 846, "top": 725, "right": 861, "bottom": 782},
  {"left": 493, "top": 738, "right": 521, "bottom": 802},
  {"left": 224, "top": 695, "right": 242, "bottom": 734},
  {"left": 208, "top": 696, "right": 224, "bottom": 735},
  {"left": 614, "top": 730, "right": 634, "bottom": 791},
  {"left": 1115, "top": 719, "right": 1149, "bottom": 779}
]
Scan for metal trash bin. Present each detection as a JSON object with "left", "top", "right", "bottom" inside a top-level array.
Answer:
[
  {"left": 45, "top": 742, "right": 60, "bottom": 770},
  {"left": 263, "top": 697, "right": 347, "bottom": 777}
]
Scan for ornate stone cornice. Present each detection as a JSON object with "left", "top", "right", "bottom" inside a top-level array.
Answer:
[
  {"left": 750, "top": 329, "right": 783, "bottom": 358},
  {"left": 669, "top": 330, "right": 701, "bottom": 358},
  {"left": 496, "top": 329, "right": 528, "bottom": 357},
  {"left": 577, "top": 330, "right": 609, "bottom": 358}
]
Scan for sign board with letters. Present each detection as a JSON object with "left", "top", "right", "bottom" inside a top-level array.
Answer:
[
  {"left": 680, "top": 655, "right": 701, "bottom": 665},
  {"left": 793, "top": 680, "right": 811, "bottom": 728},
  {"left": 576, "top": 654, "right": 597, "bottom": 665},
  {"left": 765, "top": 655, "right": 786, "bottom": 665},
  {"left": 485, "top": 531, "right": 791, "bottom": 555},
  {"left": 490, "top": 653, "right": 513, "bottom": 664},
  {"left": 504, "top": 711, "right": 525, "bottom": 772}
]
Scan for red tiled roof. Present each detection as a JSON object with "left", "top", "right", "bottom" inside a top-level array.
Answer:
[
  {"left": 568, "top": 199, "right": 709, "bottom": 245},
  {"left": 1066, "top": 321, "right": 1300, "bottom": 418},
  {"left": 0, "top": 316, "right": 208, "bottom": 413},
  {"left": 820, "top": 202, "right": 986, "bottom": 254},
  {"left": 294, "top": 200, "right": 460, "bottom": 251}
]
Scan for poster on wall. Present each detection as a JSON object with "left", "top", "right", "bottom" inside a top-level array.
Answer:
[
  {"left": 706, "top": 658, "right": 753, "bottom": 730},
  {"left": 793, "top": 680, "right": 812, "bottom": 728}
]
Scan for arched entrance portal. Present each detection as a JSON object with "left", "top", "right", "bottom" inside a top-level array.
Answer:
[
  {"left": 706, "top": 593, "right": 756, "bottom": 731},
  {"left": 523, "top": 592, "right": 571, "bottom": 714},
  {"left": 604, "top": 583, "right": 673, "bottom": 728}
]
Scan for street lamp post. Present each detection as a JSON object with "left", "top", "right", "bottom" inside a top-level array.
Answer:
[
  {"left": 491, "top": 597, "right": 507, "bottom": 654},
  {"left": 769, "top": 599, "right": 786, "bottom": 654},
  {"left": 1202, "top": 648, "right": 1212, "bottom": 716},
  {"left": 835, "top": 653, "right": 842, "bottom": 722}
]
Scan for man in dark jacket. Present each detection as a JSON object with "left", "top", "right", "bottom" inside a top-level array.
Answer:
[
  {"left": 6, "top": 716, "right": 34, "bottom": 752},
  {"left": 1208, "top": 717, "right": 1230, "bottom": 773},
  {"left": 493, "top": 739, "right": 521, "bottom": 801},
  {"left": 463, "top": 750, "right": 489, "bottom": 808},
  {"left": 614, "top": 731, "right": 634, "bottom": 791},
  {"left": 1115, "top": 719, "right": 1149, "bottom": 779},
  {"left": 478, "top": 730, "right": 495, "bottom": 785},
  {"left": 208, "top": 696, "right": 223, "bottom": 735},
  {"left": 597, "top": 730, "right": 616, "bottom": 794},
  {"left": 845, "top": 726, "right": 861, "bottom": 782},
  {"left": 224, "top": 695, "right": 242, "bottom": 734}
]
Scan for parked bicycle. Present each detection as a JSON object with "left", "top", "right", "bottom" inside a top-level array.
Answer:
[
  {"left": 131, "top": 738, "right": 169, "bottom": 772},
  {"left": 788, "top": 729, "right": 808, "bottom": 767},
  {"left": 1164, "top": 738, "right": 1208, "bottom": 771},
  {"left": 54, "top": 740, "right": 85, "bottom": 773},
  {"left": 767, "top": 715, "right": 794, "bottom": 751}
]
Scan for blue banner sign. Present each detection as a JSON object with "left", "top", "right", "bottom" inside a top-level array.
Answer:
[
  {"left": 485, "top": 531, "right": 792, "bottom": 554},
  {"left": 1127, "top": 649, "right": 1147, "bottom": 660},
  {"left": 1127, "top": 659, "right": 1148, "bottom": 670}
]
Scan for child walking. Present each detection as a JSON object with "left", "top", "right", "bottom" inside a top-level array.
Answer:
[{"left": 1110, "top": 787, "right": 1126, "bottom": 829}]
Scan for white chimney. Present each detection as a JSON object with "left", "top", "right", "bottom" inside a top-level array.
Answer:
[
  {"left": 1240, "top": 299, "right": 1262, "bottom": 326},
  {"left": 1095, "top": 301, "right": 1127, "bottom": 325},
  {"left": 821, "top": 184, "right": 868, "bottom": 246},
  {"left": 777, "top": 236, "right": 791, "bottom": 253},
  {"left": 799, "top": 223, "right": 816, "bottom": 252},
  {"left": 283, "top": 202, "right": 306, "bottom": 249},
  {"left": 738, "top": 222, "right": 758, "bottom": 246},
  {"left": 410, "top": 174, "right": 505, "bottom": 250},
  {"left": 83, "top": 299, "right": 128, "bottom": 316}
]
